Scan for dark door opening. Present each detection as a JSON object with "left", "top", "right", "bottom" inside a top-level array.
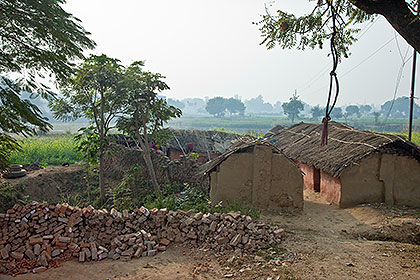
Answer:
[{"left": 314, "top": 168, "right": 320, "bottom": 192}]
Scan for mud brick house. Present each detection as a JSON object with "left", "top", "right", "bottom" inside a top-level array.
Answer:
[
  {"left": 110, "top": 129, "right": 241, "bottom": 164},
  {"left": 202, "top": 137, "right": 303, "bottom": 210},
  {"left": 267, "top": 122, "right": 420, "bottom": 208}
]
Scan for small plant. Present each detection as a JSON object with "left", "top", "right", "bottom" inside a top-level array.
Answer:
[{"left": 189, "top": 152, "right": 199, "bottom": 160}]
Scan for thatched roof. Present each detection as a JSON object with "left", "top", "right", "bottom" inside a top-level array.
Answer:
[
  {"left": 200, "top": 136, "right": 287, "bottom": 175},
  {"left": 263, "top": 125, "right": 286, "bottom": 138},
  {"left": 167, "top": 129, "right": 242, "bottom": 154},
  {"left": 267, "top": 122, "right": 420, "bottom": 177}
]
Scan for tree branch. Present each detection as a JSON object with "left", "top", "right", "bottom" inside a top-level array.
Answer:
[{"left": 350, "top": 0, "right": 420, "bottom": 52}]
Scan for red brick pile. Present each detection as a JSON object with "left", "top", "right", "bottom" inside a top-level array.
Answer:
[{"left": 0, "top": 202, "right": 284, "bottom": 276}]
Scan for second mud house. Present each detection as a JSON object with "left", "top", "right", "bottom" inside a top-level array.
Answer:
[
  {"left": 202, "top": 138, "right": 303, "bottom": 210},
  {"left": 267, "top": 122, "right": 420, "bottom": 208}
]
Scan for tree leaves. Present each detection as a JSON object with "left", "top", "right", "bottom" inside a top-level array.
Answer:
[
  {"left": 0, "top": 0, "right": 95, "bottom": 96},
  {"left": 257, "top": 0, "right": 374, "bottom": 59}
]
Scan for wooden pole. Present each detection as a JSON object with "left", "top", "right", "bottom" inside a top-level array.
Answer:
[{"left": 408, "top": 4, "right": 419, "bottom": 141}]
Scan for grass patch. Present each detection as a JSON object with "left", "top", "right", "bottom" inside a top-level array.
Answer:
[{"left": 9, "top": 135, "right": 79, "bottom": 166}]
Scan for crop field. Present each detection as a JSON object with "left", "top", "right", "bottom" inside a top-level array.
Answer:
[{"left": 9, "top": 135, "right": 79, "bottom": 166}]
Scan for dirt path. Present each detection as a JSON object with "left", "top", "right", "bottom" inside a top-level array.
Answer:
[
  {"left": 1, "top": 190, "right": 418, "bottom": 280},
  {"left": 262, "top": 190, "right": 420, "bottom": 279},
  {"left": 0, "top": 246, "right": 224, "bottom": 280}
]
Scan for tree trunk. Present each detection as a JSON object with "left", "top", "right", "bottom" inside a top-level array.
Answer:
[
  {"left": 350, "top": 0, "right": 420, "bottom": 53},
  {"left": 134, "top": 109, "right": 160, "bottom": 193},
  {"left": 99, "top": 90, "right": 105, "bottom": 206}
]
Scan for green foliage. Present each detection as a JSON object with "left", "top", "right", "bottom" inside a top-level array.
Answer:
[
  {"left": 205, "top": 97, "right": 246, "bottom": 117},
  {"left": 311, "top": 105, "right": 324, "bottom": 121},
  {"left": 331, "top": 107, "right": 343, "bottom": 119},
  {"left": 257, "top": 1, "right": 373, "bottom": 59},
  {"left": 0, "top": 134, "right": 21, "bottom": 170},
  {"left": 346, "top": 105, "right": 360, "bottom": 118},
  {"left": 51, "top": 54, "right": 127, "bottom": 205},
  {"left": 9, "top": 135, "right": 79, "bottom": 166},
  {"left": 0, "top": 0, "right": 95, "bottom": 94},
  {"left": 74, "top": 126, "right": 100, "bottom": 165},
  {"left": 116, "top": 61, "right": 182, "bottom": 192},
  {"left": 226, "top": 98, "right": 246, "bottom": 116},
  {"left": 205, "top": 97, "right": 227, "bottom": 117},
  {"left": 50, "top": 54, "right": 124, "bottom": 125},
  {"left": 282, "top": 91, "right": 304, "bottom": 123},
  {"left": 0, "top": 0, "right": 94, "bottom": 170},
  {"left": 0, "top": 77, "right": 52, "bottom": 170}
]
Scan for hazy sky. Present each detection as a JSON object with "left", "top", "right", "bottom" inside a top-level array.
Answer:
[{"left": 64, "top": 0, "right": 419, "bottom": 107}]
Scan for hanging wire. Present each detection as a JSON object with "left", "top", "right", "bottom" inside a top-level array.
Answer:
[{"left": 321, "top": 0, "right": 340, "bottom": 146}]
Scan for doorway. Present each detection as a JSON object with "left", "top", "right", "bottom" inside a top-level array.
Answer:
[{"left": 314, "top": 168, "right": 320, "bottom": 192}]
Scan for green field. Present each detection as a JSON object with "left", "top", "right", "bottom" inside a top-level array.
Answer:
[
  {"left": 9, "top": 135, "right": 79, "bottom": 166},
  {"left": 7, "top": 119, "right": 420, "bottom": 167}
]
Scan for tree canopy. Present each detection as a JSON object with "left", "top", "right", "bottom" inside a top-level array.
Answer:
[
  {"left": 0, "top": 0, "right": 94, "bottom": 170},
  {"left": 311, "top": 105, "right": 324, "bottom": 121},
  {"left": 51, "top": 54, "right": 124, "bottom": 205},
  {"left": 258, "top": 0, "right": 420, "bottom": 57},
  {"left": 205, "top": 97, "right": 227, "bottom": 117},
  {"left": 282, "top": 91, "right": 304, "bottom": 123},
  {"left": 117, "top": 62, "right": 182, "bottom": 192},
  {"left": 0, "top": 0, "right": 95, "bottom": 94}
]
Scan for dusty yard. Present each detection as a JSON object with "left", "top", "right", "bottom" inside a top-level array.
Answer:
[{"left": 1, "top": 168, "right": 419, "bottom": 279}]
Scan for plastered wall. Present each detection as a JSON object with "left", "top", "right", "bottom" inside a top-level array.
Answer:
[{"left": 210, "top": 145, "right": 303, "bottom": 210}]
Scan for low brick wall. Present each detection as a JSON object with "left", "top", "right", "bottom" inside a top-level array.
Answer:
[{"left": 0, "top": 202, "right": 284, "bottom": 276}]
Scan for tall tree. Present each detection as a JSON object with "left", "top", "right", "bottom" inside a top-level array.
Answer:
[
  {"left": 117, "top": 62, "right": 182, "bottom": 192},
  {"left": 258, "top": 0, "right": 420, "bottom": 56},
  {"left": 360, "top": 104, "right": 372, "bottom": 115},
  {"left": 331, "top": 107, "right": 343, "bottom": 119},
  {"left": 205, "top": 97, "right": 227, "bottom": 117},
  {"left": 372, "top": 111, "right": 381, "bottom": 125},
  {"left": 311, "top": 105, "right": 324, "bottom": 121},
  {"left": 381, "top": 97, "right": 420, "bottom": 118},
  {"left": 345, "top": 105, "right": 360, "bottom": 117},
  {"left": 50, "top": 54, "right": 124, "bottom": 205},
  {"left": 244, "top": 95, "right": 273, "bottom": 114},
  {"left": 225, "top": 98, "right": 246, "bottom": 116},
  {"left": 282, "top": 91, "right": 304, "bottom": 123},
  {"left": 0, "top": 0, "right": 94, "bottom": 169}
]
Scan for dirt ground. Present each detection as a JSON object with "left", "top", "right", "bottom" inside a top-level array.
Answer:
[{"left": 1, "top": 168, "right": 420, "bottom": 279}]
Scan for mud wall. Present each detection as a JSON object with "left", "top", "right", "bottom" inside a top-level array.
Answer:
[
  {"left": 320, "top": 171, "right": 342, "bottom": 206},
  {"left": 210, "top": 145, "right": 303, "bottom": 210},
  {"left": 339, "top": 154, "right": 384, "bottom": 207},
  {"left": 380, "top": 154, "right": 420, "bottom": 207},
  {"left": 299, "top": 163, "right": 319, "bottom": 192},
  {"left": 209, "top": 152, "right": 254, "bottom": 206},
  {"left": 271, "top": 154, "right": 303, "bottom": 209}
]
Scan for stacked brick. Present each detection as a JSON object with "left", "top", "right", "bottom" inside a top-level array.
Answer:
[{"left": 0, "top": 202, "right": 284, "bottom": 276}]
